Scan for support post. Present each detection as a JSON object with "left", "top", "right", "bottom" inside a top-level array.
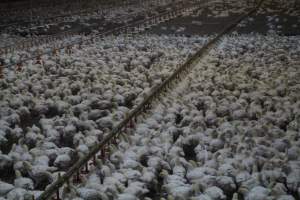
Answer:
[{"left": 73, "top": 171, "right": 81, "bottom": 184}]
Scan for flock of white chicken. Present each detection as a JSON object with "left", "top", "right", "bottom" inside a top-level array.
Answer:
[
  {"left": 64, "top": 34, "right": 300, "bottom": 200},
  {"left": 0, "top": 34, "right": 208, "bottom": 199},
  {"left": 0, "top": 0, "right": 299, "bottom": 200}
]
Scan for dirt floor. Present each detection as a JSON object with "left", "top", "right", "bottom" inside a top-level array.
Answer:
[
  {"left": 0, "top": 2, "right": 184, "bottom": 36},
  {"left": 0, "top": 1, "right": 299, "bottom": 47},
  {"left": 147, "top": 6, "right": 300, "bottom": 36}
]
